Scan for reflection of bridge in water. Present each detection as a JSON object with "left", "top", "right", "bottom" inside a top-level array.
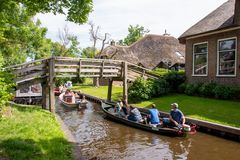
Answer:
[{"left": 6, "top": 56, "right": 158, "bottom": 112}]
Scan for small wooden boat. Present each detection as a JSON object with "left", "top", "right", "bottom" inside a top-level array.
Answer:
[
  {"left": 101, "top": 101, "right": 188, "bottom": 137},
  {"left": 59, "top": 93, "right": 88, "bottom": 108}
]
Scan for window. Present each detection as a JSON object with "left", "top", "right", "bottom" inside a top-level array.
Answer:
[
  {"left": 217, "top": 38, "right": 236, "bottom": 76},
  {"left": 193, "top": 42, "right": 208, "bottom": 76}
]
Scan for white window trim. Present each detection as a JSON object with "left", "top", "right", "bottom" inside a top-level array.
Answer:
[
  {"left": 216, "top": 37, "right": 237, "bottom": 77},
  {"left": 192, "top": 42, "right": 208, "bottom": 77}
]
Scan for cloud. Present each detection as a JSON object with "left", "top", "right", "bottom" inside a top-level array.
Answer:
[{"left": 36, "top": 0, "right": 227, "bottom": 48}]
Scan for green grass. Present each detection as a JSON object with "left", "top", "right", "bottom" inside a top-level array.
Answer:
[
  {"left": 133, "top": 94, "right": 240, "bottom": 128},
  {"left": 72, "top": 85, "right": 123, "bottom": 101},
  {"left": 0, "top": 105, "right": 72, "bottom": 160},
  {"left": 73, "top": 85, "right": 240, "bottom": 128}
]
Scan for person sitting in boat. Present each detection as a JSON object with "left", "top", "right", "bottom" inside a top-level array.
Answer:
[
  {"left": 149, "top": 104, "right": 161, "bottom": 127},
  {"left": 121, "top": 99, "right": 129, "bottom": 115},
  {"left": 63, "top": 89, "right": 75, "bottom": 103},
  {"left": 163, "top": 103, "right": 185, "bottom": 129},
  {"left": 80, "top": 95, "right": 87, "bottom": 103},
  {"left": 127, "top": 105, "right": 143, "bottom": 123}
]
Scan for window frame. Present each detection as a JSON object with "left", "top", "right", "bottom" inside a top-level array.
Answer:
[
  {"left": 192, "top": 42, "right": 208, "bottom": 76},
  {"left": 216, "top": 37, "right": 237, "bottom": 77}
]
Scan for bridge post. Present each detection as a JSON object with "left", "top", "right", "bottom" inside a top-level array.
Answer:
[
  {"left": 48, "top": 57, "right": 55, "bottom": 113},
  {"left": 123, "top": 62, "right": 128, "bottom": 104},
  {"left": 42, "top": 82, "right": 49, "bottom": 110},
  {"left": 107, "top": 78, "right": 113, "bottom": 102}
]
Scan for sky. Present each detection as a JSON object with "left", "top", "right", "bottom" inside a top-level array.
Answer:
[{"left": 36, "top": 0, "right": 227, "bottom": 49}]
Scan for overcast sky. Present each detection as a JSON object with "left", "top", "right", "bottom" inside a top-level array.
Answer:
[{"left": 36, "top": 0, "right": 227, "bottom": 48}]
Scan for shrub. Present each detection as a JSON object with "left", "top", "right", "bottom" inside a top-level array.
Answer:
[
  {"left": 0, "top": 71, "right": 15, "bottom": 108},
  {"left": 199, "top": 82, "right": 217, "bottom": 97},
  {"left": 178, "top": 83, "right": 187, "bottom": 93},
  {"left": 184, "top": 83, "right": 200, "bottom": 96},
  {"left": 128, "top": 77, "right": 152, "bottom": 102},
  {"left": 163, "top": 71, "right": 185, "bottom": 92},
  {"left": 213, "top": 85, "right": 235, "bottom": 99},
  {"left": 150, "top": 78, "right": 170, "bottom": 97}
]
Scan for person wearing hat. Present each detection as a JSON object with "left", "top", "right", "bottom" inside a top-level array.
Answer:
[
  {"left": 162, "top": 103, "right": 185, "bottom": 128},
  {"left": 169, "top": 103, "right": 185, "bottom": 128}
]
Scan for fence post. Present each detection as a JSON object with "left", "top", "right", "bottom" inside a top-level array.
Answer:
[{"left": 123, "top": 62, "right": 128, "bottom": 104}]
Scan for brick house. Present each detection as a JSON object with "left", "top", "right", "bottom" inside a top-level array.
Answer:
[{"left": 179, "top": 0, "right": 240, "bottom": 85}]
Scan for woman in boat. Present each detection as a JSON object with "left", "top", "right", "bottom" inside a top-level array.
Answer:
[
  {"left": 127, "top": 105, "right": 143, "bottom": 123},
  {"left": 149, "top": 104, "right": 161, "bottom": 127},
  {"left": 63, "top": 89, "right": 75, "bottom": 103}
]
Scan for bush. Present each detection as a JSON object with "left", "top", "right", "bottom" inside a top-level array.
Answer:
[
  {"left": 0, "top": 71, "right": 15, "bottom": 108},
  {"left": 163, "top": 71, "right": 185, "bottom": 92},
  {"left": 213, "top": 85, "right": 235, "bottom": 99},
  {"left": 184, "top": 83, "right": 200, "bottom": 96},
  {"left": 150, "top": 79, "right": 170, "bottom": 97},
  {"left": 199, "top": 82, "right": 217, "bottom": 97},
  {"left": 128, "top": 77, "right": 152, "bottom": 102},
  {"left": 178, "top": 83, "right": 187, "bottom": 93}
]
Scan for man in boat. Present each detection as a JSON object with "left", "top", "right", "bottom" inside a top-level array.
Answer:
[
  {"left": 149, "top": 104, "right": 161, "bottom": 127},
  {"left": 127, "top": 105, "right": 143, "bottom": 123},
  {"left": 163, "top": 103, "right": 185, "bottom": 129}
]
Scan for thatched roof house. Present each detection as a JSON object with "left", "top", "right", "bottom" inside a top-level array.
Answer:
[
  {"left": 179, "top": 0, "right": 238, "bottom": 42},
  {"left": 99, "top": 34, "right": 185, "bottom": 70},
  {"left": 179, "top": 0, "right": 240, "bottom": 85}
]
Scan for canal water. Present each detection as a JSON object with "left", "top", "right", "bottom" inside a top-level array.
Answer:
[{"left": 57, "top": 102, "right": 240, "bottom": 160}]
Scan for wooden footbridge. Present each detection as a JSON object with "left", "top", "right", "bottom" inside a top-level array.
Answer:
[{"left": 6, "top": 57, "right": 158, "bottom": 112}]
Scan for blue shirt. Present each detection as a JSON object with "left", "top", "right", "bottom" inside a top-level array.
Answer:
[
  {"left": 170, "top": 109, "right": 184, "bottom": 124},
  {"left": 149, "top": 108, "right": 160, "bottom": 124}
]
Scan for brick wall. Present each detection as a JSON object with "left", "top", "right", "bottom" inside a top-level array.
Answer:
[{"left": 185, "top": 29, "right": 240, "bottom": 86}]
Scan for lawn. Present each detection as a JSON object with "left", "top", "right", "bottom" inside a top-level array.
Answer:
[
  {"left": 72, "top": 85, "right": 123, "bottom": 101},
  {"left": 0, "top": 105, "right": 72, "bottom": 160},
  {"left": 73, "top": 85, "right": 240, "bottom": 128}
]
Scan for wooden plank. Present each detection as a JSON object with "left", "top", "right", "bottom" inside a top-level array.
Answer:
[
  {"left": 54, "top": 68, "right": 119, "bottom": 73},
  {"left": 16, "top": 70, "right": 46, "bottom": 82},
  {"left": 13, "top": 63, "right": 46, "bottom": 75},
  {"left": 5, "top": 58, "right": 49, "bottom": 70},
  {"left": 123, "top": 62, "right": 128, "bottom": 104}
]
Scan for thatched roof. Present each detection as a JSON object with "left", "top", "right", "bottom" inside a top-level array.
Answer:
[
  {"left": 179, "top": 0, "right": 238, "bottom": 43},
  {"left": 100, "top": 34, "right": 185, "bottom": 69}
]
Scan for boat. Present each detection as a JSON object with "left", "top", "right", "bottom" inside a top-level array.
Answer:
[
  {"left": 101, "top": 101, "right": 196, "bottom": 137},
  {"left": 59, "top": 93, "right": 88, "bottom": 108}
]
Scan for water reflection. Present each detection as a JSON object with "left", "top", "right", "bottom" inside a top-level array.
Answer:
[{"left": 57, "top": 101, "right": 240, "bottom": 160}]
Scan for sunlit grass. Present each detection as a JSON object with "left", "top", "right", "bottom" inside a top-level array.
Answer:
[
  {"left": 72, "top": 85, "right": 123, "bottom": 101},
  {"left": 0, "top": 105, "right": 72, "bottom": 160}
]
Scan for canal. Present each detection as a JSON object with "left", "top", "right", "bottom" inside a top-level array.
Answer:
[{"left": 57, "top": 101, "right": 240, "bottom": 160}]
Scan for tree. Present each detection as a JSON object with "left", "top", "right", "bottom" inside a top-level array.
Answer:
[
  {"left": 2, "top": 0, "right": 93, "bottom": 24},
  {"left": 57, "top": 25, "right": 81, "bottom": 57},
  {"left": 119, "top": 25, "right": 149, "bottom": 46},
  {"left": 81, "top": 47, "right": 96, "bottom": 58},
  {"left": 88, "top": 21, "right": 101, "bottom": 54}
]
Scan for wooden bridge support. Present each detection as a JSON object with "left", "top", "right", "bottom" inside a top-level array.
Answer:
[
  {"left": 48, "top": 57, "right": 55, "bottom": 112},
  {"left": 107, "top": 78, "right": 113, "bottom": 102},
  {"left": 123, "top": 62, "right": 128, "bottom": 104},
  {"left": 41, "top": 57, "right": 55, "bottom": 112}
]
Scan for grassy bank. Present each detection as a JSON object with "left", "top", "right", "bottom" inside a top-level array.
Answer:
[
  {"left": 0, "top": 105, "right": 72, "bottom": 160},
  {"left": 73, "top": 85, "right": 240, "bottom": 128},
  {"left": 73, "top": 85, "right": 123, "bottom": 101}
]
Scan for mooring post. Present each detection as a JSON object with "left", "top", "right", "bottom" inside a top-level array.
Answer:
[
  {"left": 48, "top": 57, "right": 55, "bottom": 112},
  {"left": 107, "top": 78, "right": 113, "bottom": 102},
  {"left": 123, "top": 61, "right": 128, "bottom": 104}
]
